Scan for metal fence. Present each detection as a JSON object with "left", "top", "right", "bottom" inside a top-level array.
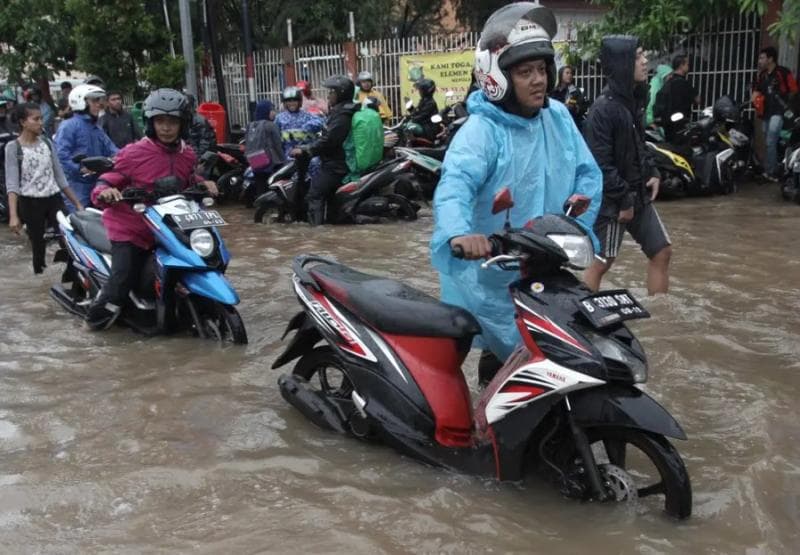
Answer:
[{"left": 204, "top": 12, "right": 760, "bottom": 128}]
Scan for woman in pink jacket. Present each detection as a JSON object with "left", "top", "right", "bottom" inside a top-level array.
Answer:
[{"left": 85, "top": 89, "right": 218, "bottom": 330}]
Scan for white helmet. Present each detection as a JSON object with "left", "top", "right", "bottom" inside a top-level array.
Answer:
[
  {"left": 474, "top": 3, "right": 557, "bottom": 103},
  {"left": 69, "top": 84, "right": 106, "bottom": 111}
]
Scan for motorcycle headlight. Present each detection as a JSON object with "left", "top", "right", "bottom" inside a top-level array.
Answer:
[
  {"left": 189, "top": 229, "right": 215, "bottom": 257},
  {"left": 547, "top": 233, "right": 594, "bottom": 270},
  {"left": 592, "top": 335, "right": 648, "bottom": 383}
]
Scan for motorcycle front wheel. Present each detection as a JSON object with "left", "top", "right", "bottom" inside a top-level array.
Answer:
[
  {"left": 585, "top": 427, "right": 692, "bottom": 519},
  {"left": 190, "top": 299, "right": 248, "bottom": 344}
]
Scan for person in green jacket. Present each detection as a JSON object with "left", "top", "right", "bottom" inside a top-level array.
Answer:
[{"left": 646, "top": 64, "right": 673, "bottom": 129}]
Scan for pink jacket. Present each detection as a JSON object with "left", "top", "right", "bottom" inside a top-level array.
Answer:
[{"left": 91, "top": 138, "right": 202, "bottom": 250}]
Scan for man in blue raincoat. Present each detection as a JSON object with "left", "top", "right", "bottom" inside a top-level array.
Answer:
[{"left": 430, "top": 3, "right": 602, "bottom": 385}]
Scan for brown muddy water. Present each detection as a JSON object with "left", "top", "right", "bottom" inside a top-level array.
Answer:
[{"left": 0, "top": 184, "right": 798, "bottom": 553}]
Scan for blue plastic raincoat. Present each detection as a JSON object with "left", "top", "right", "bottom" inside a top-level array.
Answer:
[{"left": 430, "top": 92, "right": 602, "bottom": 360}]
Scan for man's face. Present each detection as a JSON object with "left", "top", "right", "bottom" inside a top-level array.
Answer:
[
  {"left": 634, "top": 47, "right": 648, "bottom": 83},
  {"left": 284, "top": 99, "right": 300, "bottom": 113},
  {"left": 153, "top": 114, "right": 181, "bottom": 143},
  {"left": 359, "top": 80, "right": 373, "bottom": 92},
  {"left": 87, "top": 96, "right": 105, "bottom": 117},
  {"left": 108, "top": 94, "right": 123, "bottom": 112},
  {"left": 758, "top": 52, "right": 768, "bottom": 71},
  {"left": 681, "top": 60, "right": 690, "bottom": 74},
  {"left": 510, "top": 59, "right": 549, "bottom": 112}
]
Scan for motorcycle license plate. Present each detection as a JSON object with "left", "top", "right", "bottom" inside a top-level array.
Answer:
[
  {"left": 577, "top": 289, "right": 650, "bottom": 329},
  {"left": 172, "top": 210, "right": 227, "bottom": 230}
]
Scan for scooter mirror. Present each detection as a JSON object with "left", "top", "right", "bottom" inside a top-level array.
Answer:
[
  {"left": 405, "top": 100, "right": 414, "bottom": 111},
  {"left": 133, "top": 203, "right": 146, "bottom": 213},
  {"left": 491, "top": 187, "right": 514, "bottom": 215},
  {"left": 202, "top": 197, "right": 215, "bottom": 207},
  {"left": 80, "top": 156, "right": 114, "bottom": 174},
  {"left": 431, "top": 114, "right": 443, "bottom": 124},
  {"left": 670, "top": 112, "right": 685, "bottom": 123}
]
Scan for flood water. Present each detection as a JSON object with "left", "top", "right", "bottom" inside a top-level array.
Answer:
[{"left": 1, "top": 184, "right": 798, "bottom": 553}]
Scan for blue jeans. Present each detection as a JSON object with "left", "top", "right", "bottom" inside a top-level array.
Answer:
[{"left": 763, "top": 114, "right": 783, "bottom": 176}]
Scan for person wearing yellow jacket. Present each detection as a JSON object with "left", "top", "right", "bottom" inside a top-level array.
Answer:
[{"left": 355, "top": 71, "right": 393, "bottom": 122}]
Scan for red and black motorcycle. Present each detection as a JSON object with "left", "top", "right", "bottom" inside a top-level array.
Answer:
[{"left": 273, "top": 190, "right": 692, "bottom": 519}]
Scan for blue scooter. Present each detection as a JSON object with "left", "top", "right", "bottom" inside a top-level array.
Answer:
[{"left": 50, "top": 157, "right": 247, "bottom": 343}]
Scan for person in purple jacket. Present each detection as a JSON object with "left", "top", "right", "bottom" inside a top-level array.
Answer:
[{"left": 85, "top": 89, "right": 218, "bottom": 331}]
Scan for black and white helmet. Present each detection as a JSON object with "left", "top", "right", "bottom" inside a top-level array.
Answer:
[
  {"left": 474, "top": 2, "right": 557, "bottom": 103},
  {"left": 281, "top": 86, "right": 303, "bottom": 103},
  {"left": 143, "top": 88, "right": 191, "bottom": 139}
]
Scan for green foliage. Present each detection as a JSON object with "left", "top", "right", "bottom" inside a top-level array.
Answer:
[
  {"left": 0, "top": 0, "right": 76, "bottom": 83},
  {"left": 143, "top": 56, "right": 187, "bottom": 90},
  {"left": 66, "top": 0, "right": 173, "bottom": 93},
  {"left": 766, "top": 0, "right": 800, "bottom": 41}
]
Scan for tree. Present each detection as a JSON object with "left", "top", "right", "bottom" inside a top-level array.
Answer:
[
  {"left": 66, "top": 0, "right": 174, "bottom": 94},
  {"left": 0, "top": 0, "right": 76, "bottom": 85}
]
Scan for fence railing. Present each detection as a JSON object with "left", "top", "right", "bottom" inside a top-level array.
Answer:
[{"left": 203, "top": 13, "right": 760, "bottom": 129}]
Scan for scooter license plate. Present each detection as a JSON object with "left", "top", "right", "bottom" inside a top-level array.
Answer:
[
  {"left": 172, "top": 210, "right": 227, "bottom": 230},
  {"left": 577, "top": 289, "right": 650, "bottom": 329}
]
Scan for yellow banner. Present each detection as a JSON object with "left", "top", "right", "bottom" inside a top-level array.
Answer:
[{"left": 399, "top": 51, "right": 474, "bottom": 111}]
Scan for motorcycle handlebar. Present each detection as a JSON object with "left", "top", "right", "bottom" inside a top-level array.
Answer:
[{"left": 450, "top": 236, "right": 502, "bottom": 259}]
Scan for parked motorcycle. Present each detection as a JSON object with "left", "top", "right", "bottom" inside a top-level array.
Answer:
[
  {"left": 198, "top": 142, "right": 248, "bottom": 203},
  {"left": 273, "top": 189, "right": 692, "bottom": 519},
  {"left": 780, "top": 116, "right": 800, "bottom": 202},
  {"left": 252, "top": 157, "right": 419, "bottom": 225},
  {"left": 51, "top": 156, "right": 247, "bottom": 343}
]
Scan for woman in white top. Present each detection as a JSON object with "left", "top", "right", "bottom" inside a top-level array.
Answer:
[{"left": 5, "top": 102, "right": 83, "bottom": 274}]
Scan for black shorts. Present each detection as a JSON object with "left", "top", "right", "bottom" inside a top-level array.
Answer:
[{"left": 594, "top": 202, "right": 671, "bottom": 259}]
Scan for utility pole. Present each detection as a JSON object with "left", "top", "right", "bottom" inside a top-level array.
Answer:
[
  {"left": 241, "top": 0, "right": 256, "bottom": 119},
  {"left": 162, "top": 0, "right": 176, "bottom": 57},
  {"left": 178, "top": 0, "right": 198, "bottom": 97}
]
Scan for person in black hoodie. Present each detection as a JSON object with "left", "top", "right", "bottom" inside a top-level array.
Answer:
[
  {"left": 290, "top": 75, "right": 359, "bottom": 225},
  {"left": 410, "top": 78, "right": 439, "bottom": 141},
  {"left": 583, "top": 36, "right": 672, "bottom": 295}
]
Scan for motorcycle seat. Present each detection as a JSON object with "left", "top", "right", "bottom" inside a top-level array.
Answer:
[
  {"left": 309, "top": 263, "right": 481, "bottom": 339},
  {"left": 69, "top": 210, "right": 112, "bottom": 254}
]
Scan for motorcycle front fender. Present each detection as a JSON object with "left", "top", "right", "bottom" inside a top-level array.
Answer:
[
  {"left": 569, "top": 384, "right": 687, "bottom": 440},
  {"left": 180, "top": 271, "right": 240, "bottom": 305},
  {"left": 272, "top": 312, "right": 323, "bottom": 369}
]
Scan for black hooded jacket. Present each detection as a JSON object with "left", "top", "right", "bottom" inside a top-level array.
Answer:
[
  {"left": 308, "top": 101, "right": 359, "bottom": 164},
  {"left": 583, "top": 36, "right": 659, "bottom": 216}
]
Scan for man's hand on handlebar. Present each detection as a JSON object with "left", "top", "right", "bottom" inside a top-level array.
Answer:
[
  {"left": 98, "top": 187, "right": 123, "bottom": 203},
  {"left": 450, "top": 234, "right": 492, "bottom": 260}
]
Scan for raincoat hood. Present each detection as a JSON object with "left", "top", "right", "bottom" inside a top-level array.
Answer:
[
  {"left": 254, "top": 100, "right": 274, "bottom": 121},
  {"left": 600, "top": 35, "right": 640, "bottom": 100}
]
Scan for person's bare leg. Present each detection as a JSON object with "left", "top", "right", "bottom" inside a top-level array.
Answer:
[
  {"left": 583, "top": 258, "right": 615, "bottom": 292},
  {"left": 646, "top": 245, "right": 672, "bottom": 294}
]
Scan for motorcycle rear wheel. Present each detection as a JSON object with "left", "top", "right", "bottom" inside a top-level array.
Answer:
[
  {"left": 585, "top": 427, "right": 692, "bottom": 519},
  {"left": 293, "top": 346, "right": 354, "bottom": 400},
  {"left": 216, "top": 169, "right": 244, "bottom": 204}
]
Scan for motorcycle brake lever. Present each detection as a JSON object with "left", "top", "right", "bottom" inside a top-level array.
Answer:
[{"left": 481, "top": 254, "right": 522, "bottom": 269}]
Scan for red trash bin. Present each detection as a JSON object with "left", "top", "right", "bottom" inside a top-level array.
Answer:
[{"left": 197, "top": 102, "right": 227, "bottom": 143}]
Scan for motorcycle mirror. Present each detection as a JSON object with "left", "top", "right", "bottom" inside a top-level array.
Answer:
[
  {"left": 564, "top": 194, "right": 591, "bottom": 217},
  {"left": 133, "top": 203, "right": 146, "bottom": 213},
  {"left": 405, "top": 100, "right": 414, "bottom": 111},
  {"left": 202, "top": 197, "right": 215, "bottom": 207},
  {"left": 80, "top": 156, "right": 114, "bottom": 174},
  {"left": 491, "top": 187, "right": 514, "bottom": 215},
  {"left": 72, "top": 153, "right": 87, "bottom": 164},
  {"left": 670, "top": 112, "right": 685, "bottom": 122},
  {"left": 431, "top": 114, "right": 443, "bottom": 124}
]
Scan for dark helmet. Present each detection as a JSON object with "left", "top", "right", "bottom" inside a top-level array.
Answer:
[
  {"left": 713, "top": 95, "right": 738, "bottom": 124},
  {"left": 474, "top": 2, "right": 557, "bottom": 103},
  {"left": 322, "top": 75, "right": 355, "bottom": 107},
  {"left": 281, "top": 86, "right": 303, "bottom": 104},
  {"left": 143, "top": 88, "right": 191, "bottom": 140},
  {"left": 414, "top": 78, "right": 436, "bottom": 97}
]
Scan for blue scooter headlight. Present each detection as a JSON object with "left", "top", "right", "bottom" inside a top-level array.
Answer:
[{"left": 190, "top": 229, "right": 215, "bottom": 257}]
